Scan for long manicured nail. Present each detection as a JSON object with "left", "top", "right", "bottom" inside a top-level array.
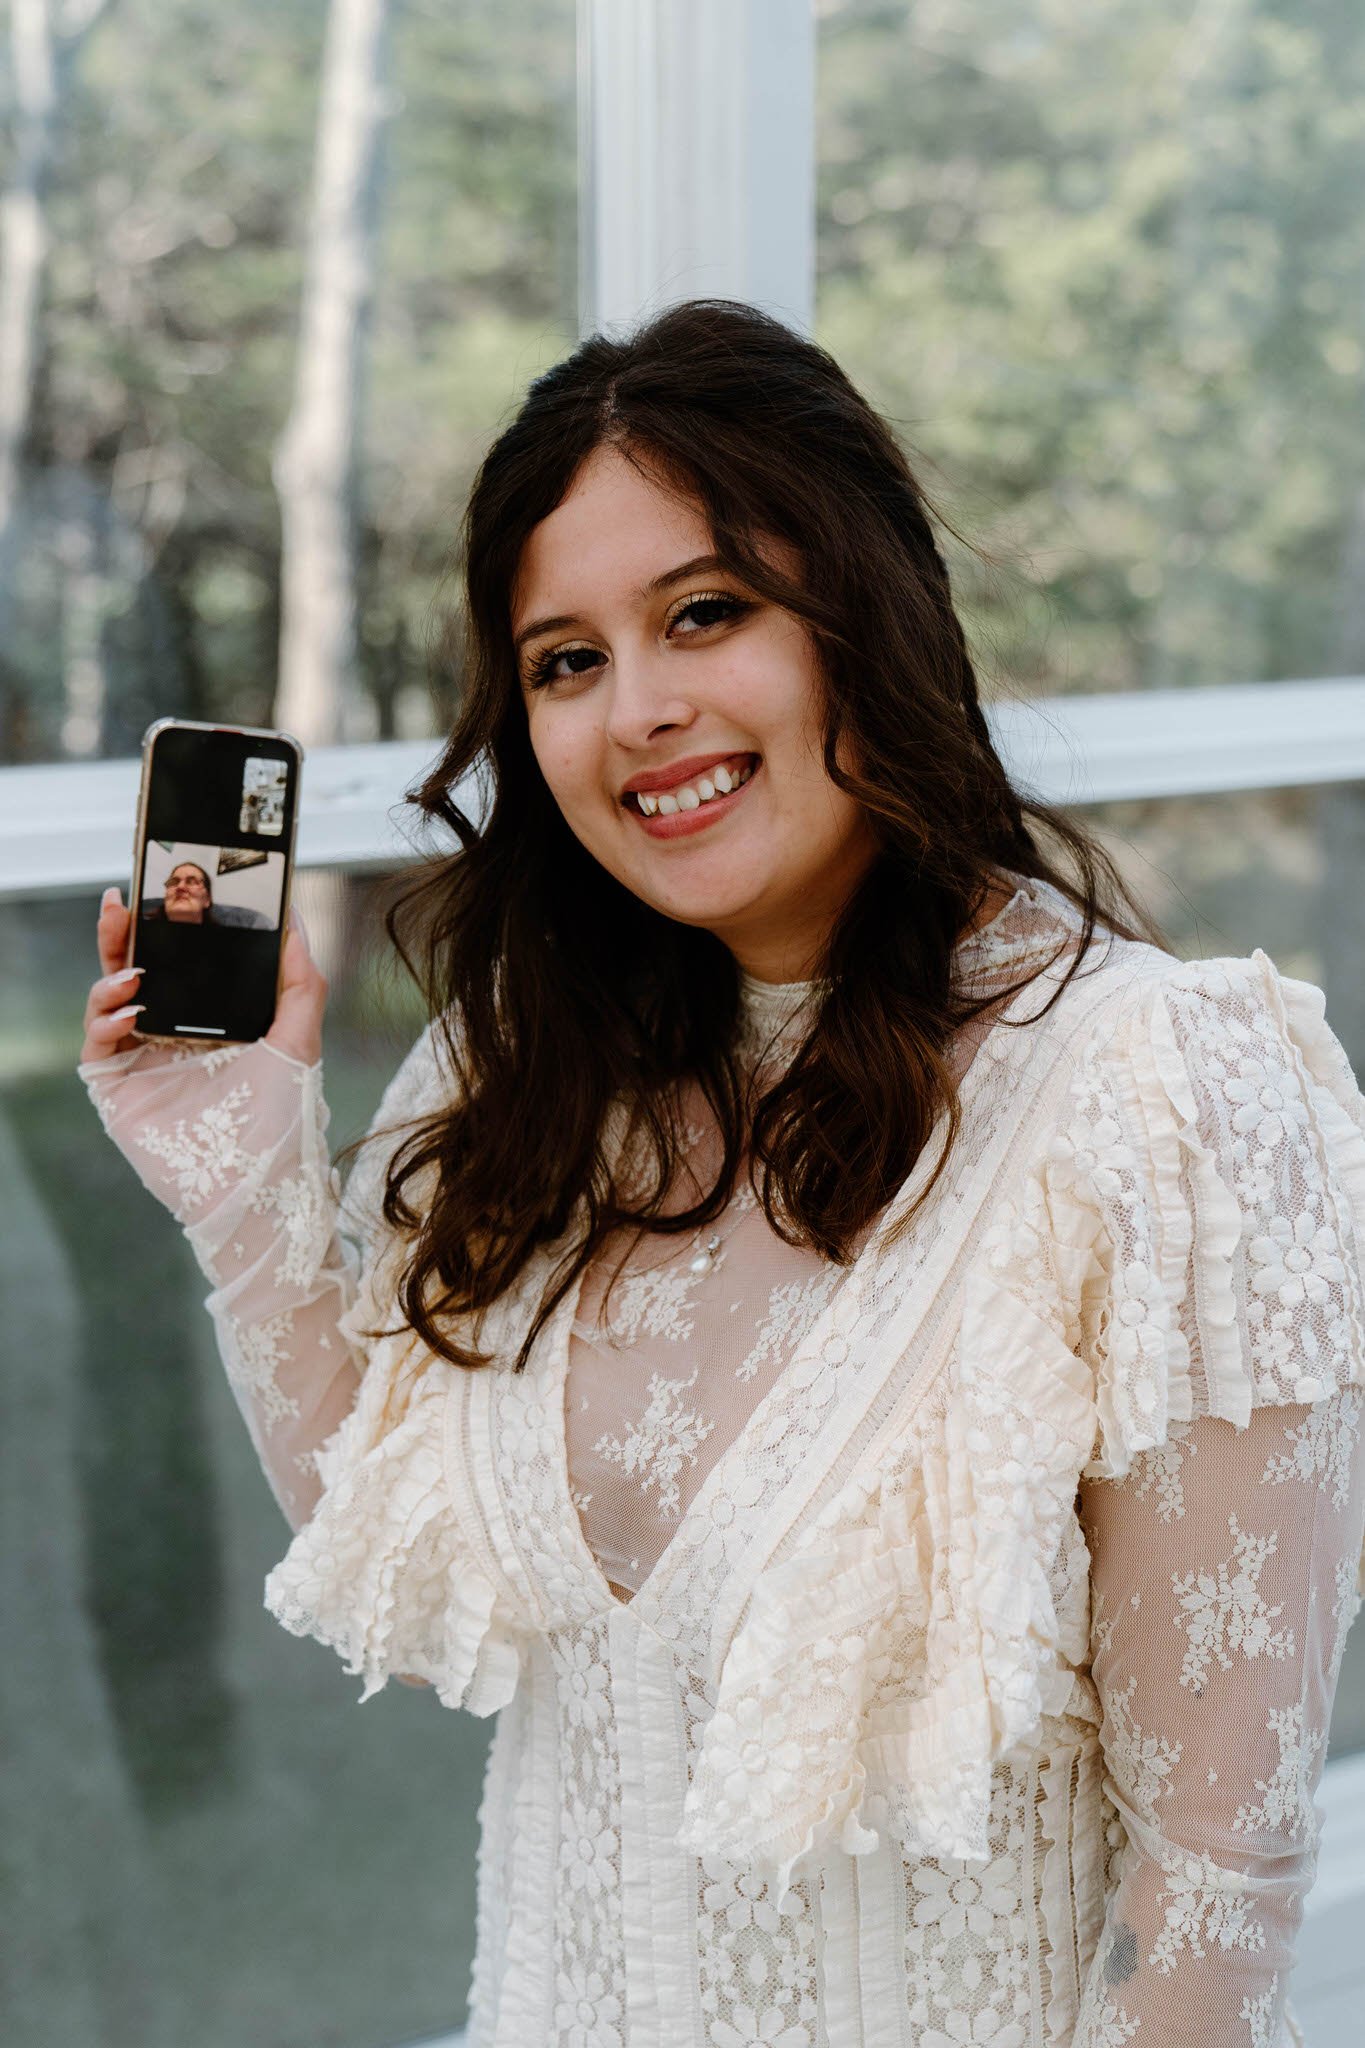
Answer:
[
  {"left": 110, "top": 1003, "right": 145, "bottom": 1021},
  {"left": 108, "top": 966, "right": 143, "bottom": 985}
]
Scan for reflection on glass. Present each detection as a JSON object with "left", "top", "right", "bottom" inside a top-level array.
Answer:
[{"left": 0, "top": 874, "right": 481, "bottom": 2046}]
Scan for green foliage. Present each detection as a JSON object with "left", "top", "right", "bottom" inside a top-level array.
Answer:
[
  {"left": 4, "top": 0, "right": 1364, "bottom": 758},
  {"left": 3, "top": 0, "right": 576, "bottom": 760},
  {"left": 816, "top": 0, "right": 1365, "bottom": 698}
]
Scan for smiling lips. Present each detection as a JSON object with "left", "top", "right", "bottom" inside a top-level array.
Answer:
[{"left": 624, "top": 752, "right": 758, "bottom": 816}]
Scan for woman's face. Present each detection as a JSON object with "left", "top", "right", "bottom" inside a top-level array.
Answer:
[
  {"left": 512, "top": 443, "right": 878, "bottom": 982},
  {"left": 164, "top": 863, "right": 210, "bottom": 923}
]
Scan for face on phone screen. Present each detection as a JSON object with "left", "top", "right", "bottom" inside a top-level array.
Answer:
[{"left": 132, "top": 727, "right": 300, "bottom": 1043}]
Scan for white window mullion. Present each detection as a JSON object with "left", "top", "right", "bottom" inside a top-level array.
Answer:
[{"left": 577, "top": 0, "right": 815, "bottom": 338}]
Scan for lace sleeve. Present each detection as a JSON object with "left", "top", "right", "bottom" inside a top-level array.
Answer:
[
  {"left": 78, "top": 1036, "right": 363, "bottom": 1529},
  {"left": 1074, "top": 1391, "right": 1365, "bottom": 2046}
]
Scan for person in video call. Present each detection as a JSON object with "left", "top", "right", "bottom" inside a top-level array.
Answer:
[
  {"left": 78, "top": 301, "right": 1365, "bottom": 2048},
  {"left": 146, "top": 860, "right": 215, "bottom": 924}
]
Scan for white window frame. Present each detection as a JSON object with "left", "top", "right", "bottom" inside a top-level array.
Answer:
[{"left": 5, "top": 679, "right": 1365, "bottom": 898}]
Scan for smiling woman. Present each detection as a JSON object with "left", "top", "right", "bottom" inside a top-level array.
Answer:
[
  {"left": 78, "top": 299, "right": 1365, "bottom": 2048},
  {"left": 512, "top": 443, "right": 881, "bottom": 982}
]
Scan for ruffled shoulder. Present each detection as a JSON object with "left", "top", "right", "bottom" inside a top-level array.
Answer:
[
  {"left": 264, "top": 1011, "right": 523, "bottom": 1714},
  {"left": 1057, "top": 947, "right": 1365, "bottom": 1480},
  {"left": 263, "top": 1323, "right": 524, "bottom": 1714},
  {"left": 679, "top": 945, "right": 1365, "bottom": 1892}
]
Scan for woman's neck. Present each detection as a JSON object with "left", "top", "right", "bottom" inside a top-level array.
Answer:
[{"left": 731, "top": 870, "right": 1024, "bottom": 990}]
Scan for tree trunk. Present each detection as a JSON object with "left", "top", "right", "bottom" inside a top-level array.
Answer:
[
  {"left": 0, "top": 0, "right": 55, "bottom": 538},
  {"left": 271, "top": 0, "right": 392, "bottom": 750},
  {"left": 0, "top": 0, "right": 112, "bottom": 676}
]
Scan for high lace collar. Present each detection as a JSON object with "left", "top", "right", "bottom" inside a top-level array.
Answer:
[
  {"left": 736, "top": 968, "right": 824, "bottom": 1072},
  {"left": 732, "top": 873, "right": 1076, "bottom": 1070}
]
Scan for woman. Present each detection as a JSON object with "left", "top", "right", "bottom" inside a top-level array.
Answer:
[
  {"left": 144, "top": 859, "right": 214, "bottom": 923},
  {"left": 79, "top": 301, "right": 1365, "bottom": 2048}
]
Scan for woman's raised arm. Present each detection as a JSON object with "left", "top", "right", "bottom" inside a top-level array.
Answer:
[{"left": 78, "top": 886, "right": 362, "bottom": 1531}]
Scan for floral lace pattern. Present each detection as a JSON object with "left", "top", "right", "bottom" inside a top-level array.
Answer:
[{"left": 79, "top": 876, "right": 1365, "bottom": 2048}]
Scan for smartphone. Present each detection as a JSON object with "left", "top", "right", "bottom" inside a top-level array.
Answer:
[{"left": 127, "top": 718, "right": 304, "bottom": 1046}]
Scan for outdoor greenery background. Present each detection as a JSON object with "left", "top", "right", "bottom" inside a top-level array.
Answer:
[
  {"left": 2, "top": 0, "right": 1363, "bottom": 761},
  {"left": 4, "top": 3, "right": 1365, "bottom": 2044}
]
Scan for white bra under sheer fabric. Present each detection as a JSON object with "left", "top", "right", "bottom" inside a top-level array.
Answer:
[{"left": 566, "top": 946, "right": 1013, "bottom": 1600}]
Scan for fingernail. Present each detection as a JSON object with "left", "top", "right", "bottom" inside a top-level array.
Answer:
[
  {"left": 111, "top": 1003, "right": 145, "bottom": 1021},
  {"left": 101, "top": 886, "right": 121, "bottom": 909},
  {"left": 109, "top": 966, "right": 142, "bottom": 985}
]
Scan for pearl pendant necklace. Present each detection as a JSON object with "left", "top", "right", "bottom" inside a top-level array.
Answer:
[{"left": 688, "top": 1233, "right": 722, "bottom": 1275}]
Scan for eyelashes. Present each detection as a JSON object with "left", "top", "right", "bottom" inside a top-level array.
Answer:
[{"left": 523, "top": 591, "right": 754, "bottom": 690}]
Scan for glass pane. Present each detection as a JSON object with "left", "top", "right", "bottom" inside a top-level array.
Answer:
[
  {"left": 816, "top": 1, "right": 1365, "bottom": 697},
  {"left": 0, "top": 872, "right": 484, "bottom": 2047},
  {"left": 1, "top": 0, "right": 577, "bottom": 769}
]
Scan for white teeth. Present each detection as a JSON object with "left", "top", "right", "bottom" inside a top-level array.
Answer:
[{"left": 634, "top": 756, "right": 757, "bottom": 818}]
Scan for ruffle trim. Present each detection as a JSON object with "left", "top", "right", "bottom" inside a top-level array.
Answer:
[
  {"left": 262, "top": 1326, "right": 522, "bottom": 1715},
  {"left": 679, "top": 948, "right": 1365, "bottom": 1890},
  {"left": 1081, "top": 950, "right": 1365, "bottom": 1485},
  {"left": 678, "top": 1265, "right": 1099, "bottom": 1891}
]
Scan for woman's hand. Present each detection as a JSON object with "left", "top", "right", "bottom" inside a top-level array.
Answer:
[{"left": 81, "top": 885, "right": 329, "bottom": 1066}]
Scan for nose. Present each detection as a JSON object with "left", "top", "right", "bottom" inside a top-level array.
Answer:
[{"left": 601, "top": 646, "right": 698, "bottom": 753}]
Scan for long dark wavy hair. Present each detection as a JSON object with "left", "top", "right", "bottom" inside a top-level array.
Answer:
[{"left": 356, "top": 298, "right": 1167, "bottom": 1374}]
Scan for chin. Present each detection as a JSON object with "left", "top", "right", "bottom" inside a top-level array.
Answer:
[{"left": 642, "top": 886, "right": 772, "bottom": 939}]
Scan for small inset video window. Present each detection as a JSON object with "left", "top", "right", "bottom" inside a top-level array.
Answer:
[
  {"left": 240, "top": 756, "right": 288, "bottom": 836},
  {"left": 141, "top": 841, "right": 287, "bottom": 930}
]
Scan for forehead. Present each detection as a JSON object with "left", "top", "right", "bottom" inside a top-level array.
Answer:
[{"left": 511, "top": 444, "right": 710, "bottom": 627}]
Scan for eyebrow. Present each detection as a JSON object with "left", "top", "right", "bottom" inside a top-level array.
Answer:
[{"left": 512, "top": 553, "right": 730, "bottom": 654}]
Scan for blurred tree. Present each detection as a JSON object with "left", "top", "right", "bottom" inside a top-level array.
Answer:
[
  {"left": 0, "top": 0, "right": 113, "bottom": 756},
  {"left": 273, "top": 0, "right": 391, "bottom": 748},
  {"left": 815, "top": 0, "right": 1365, "bottom": 700},
  {"left": 0, "top": 0, "right": 575, "bottom": 764}
]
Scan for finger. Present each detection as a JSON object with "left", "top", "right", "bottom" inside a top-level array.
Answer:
[
  {"left": 97, "top": 885, "right": 133, "bottom": 977},
  {"left": 267, "top": 923, "right": 328, "bottom": 1065},
  {"left": 79, "top": 1001, "right": 145, "bottom": 1062},
  {"left": 83, "top": 965, "right": 145, "bottom": 1033}
]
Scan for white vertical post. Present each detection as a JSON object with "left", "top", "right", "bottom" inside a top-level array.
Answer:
[{"left": 577, "top": 0, "right": 815, "bottom": 339}]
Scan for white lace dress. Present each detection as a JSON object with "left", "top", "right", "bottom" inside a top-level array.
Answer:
[{"left": 80, "top": 875, "right": 1365, "bottom": 2048}]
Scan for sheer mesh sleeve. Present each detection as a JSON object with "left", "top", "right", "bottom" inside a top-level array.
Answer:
[
  {"left": 78, "top": 1025, "right": 444, "bottom": 1531},
  {"left": 78, "top": 1036, "right": 362, "bottom": 1528},
  {"left": 1074, "top": 1392, "right": 1365, "bottom": 2045}
]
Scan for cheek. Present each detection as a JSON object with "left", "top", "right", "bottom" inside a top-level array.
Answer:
[{"left": 528, "top": 711, "right": 602, "bottom": 818}]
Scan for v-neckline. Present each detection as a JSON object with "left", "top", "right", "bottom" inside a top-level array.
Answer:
[{"left": 543, "top": 875, "right": 1077, "bottom": 1620}]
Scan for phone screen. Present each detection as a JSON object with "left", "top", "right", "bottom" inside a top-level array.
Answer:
[{"left": 131, "top": 724, "right": 301, "bottom": 1044}]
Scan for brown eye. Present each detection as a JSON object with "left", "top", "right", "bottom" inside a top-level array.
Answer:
[
  {"left": 526, "top": 643, "right": 603, "bottom": 690},
  {"left": 668, "top": 594, "right": 752, "bottom": 636}
]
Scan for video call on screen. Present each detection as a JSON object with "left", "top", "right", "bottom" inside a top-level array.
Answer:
[{"left": 133, "top": 727, "right": 298, "bottom": 1044}]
